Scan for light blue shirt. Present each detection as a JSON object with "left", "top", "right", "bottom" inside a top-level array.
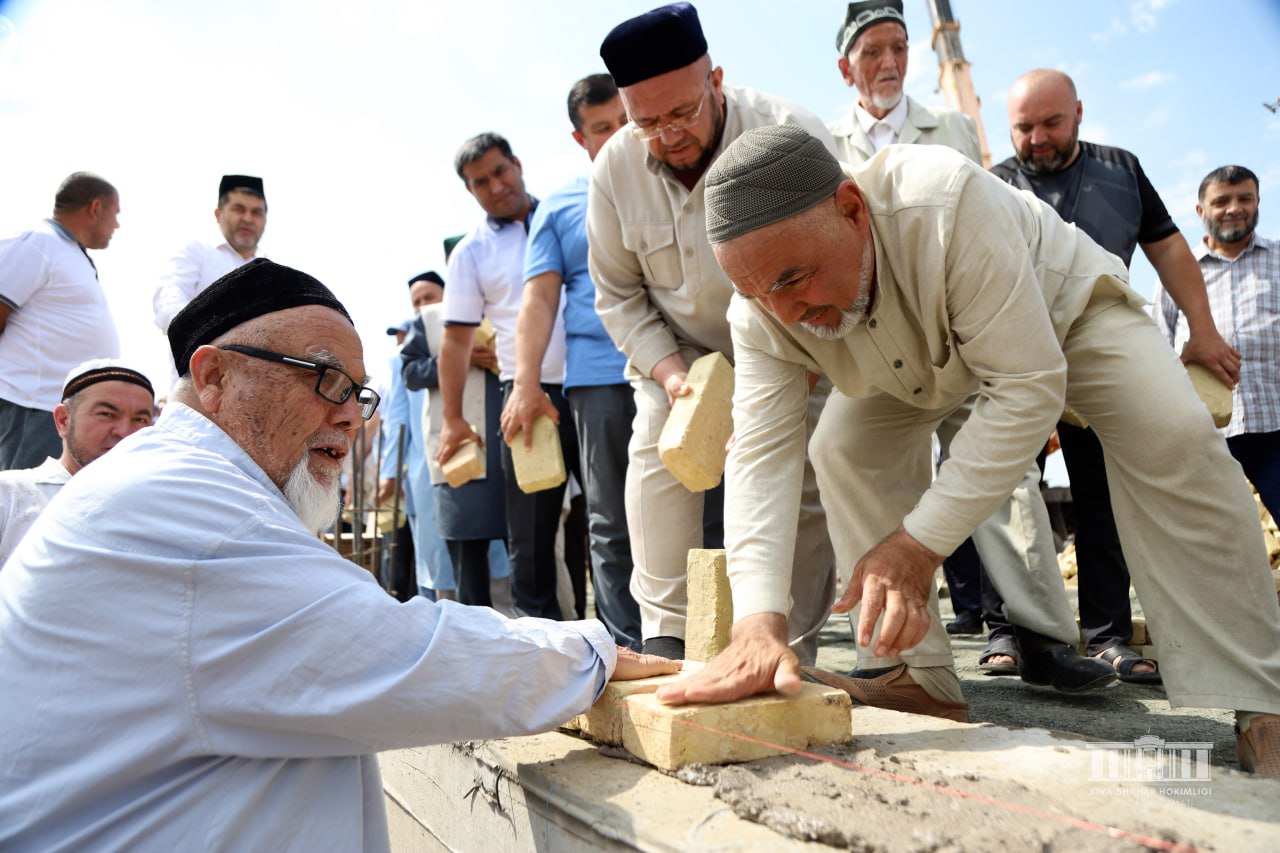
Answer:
[
  {"left": 0, "top": 402, "right": 614, "bottom": 851},
  {"left": 524, "top": 176, "right": 627, "bottom": 390}
]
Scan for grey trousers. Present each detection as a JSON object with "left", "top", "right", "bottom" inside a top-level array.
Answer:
[{"left": 0, "top": 398, "right": 60, "bottom": 471}]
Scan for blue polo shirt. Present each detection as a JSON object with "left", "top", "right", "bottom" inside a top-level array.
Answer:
[{"left": 523, "top": 176, "right": 626, "bottom": 390}]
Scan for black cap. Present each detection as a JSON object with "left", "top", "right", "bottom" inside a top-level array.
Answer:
[
  {"left": 408, "top": 271, "right": 444, "bottom": 288},
  {"left": 219, "top": 174, "right": 265, "bottom": 200},
  {"left": 168, "top": 258, "right": 352, "bottom": 376},
  {"left": 600, "top": 3, "right": 707, "bottom": 88},
  {"left": 837, "top": 0, "right": 906, "bottom": 55}
]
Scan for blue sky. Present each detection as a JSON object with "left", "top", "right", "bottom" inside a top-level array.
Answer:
[{"left": 2, "top": 0, "right": 1278, "bottom": 403}]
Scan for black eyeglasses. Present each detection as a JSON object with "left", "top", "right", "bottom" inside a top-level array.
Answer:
[{"left": 219, "top": 345, "right": 381, "bottom": 420}]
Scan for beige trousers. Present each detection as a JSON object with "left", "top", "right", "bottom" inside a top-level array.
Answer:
[
  {"left": 811, "top": 298, "right": 1280, "bottom": 713},
  {"left": 627, "top": 369, "right": 836, "bottom": 664}
]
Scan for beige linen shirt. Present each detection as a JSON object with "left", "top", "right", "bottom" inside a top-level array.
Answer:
[
  {"left": 829, "top": 95, "right": 981, "bottom": 166},
  {"left": 587, "top": 85, "right": 836, "bottom": 376},
  {"left": 725, "top": 146, "right": 1138, "bottom": 617}
]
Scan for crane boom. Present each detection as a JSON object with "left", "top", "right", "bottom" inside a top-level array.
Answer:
[{"left": 926, "top": 0, "right": 992, "bottom": 168}]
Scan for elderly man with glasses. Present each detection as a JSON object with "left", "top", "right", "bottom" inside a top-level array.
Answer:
[
  {"left": 586, "top": 2, "right": 840, "bottom": 672},
  {"left": 0, "top": 258, "right": 677, "bottom": 850}
]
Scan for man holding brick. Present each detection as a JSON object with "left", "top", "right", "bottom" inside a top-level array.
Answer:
[
  {"left": 501, "top": 73, "right": 641, "bottom": 649},
  {"left": 588, "top": 2, "right": 836, "bottom": 668},
  {"left": 655, "top": 124, "right": 1280, "bottom": 778},
  {"left": 436, "top": 132, "right": 582, "bottom": 619},
  {"left": 989, "top": 69, "right": 1239, "bottom": 684},
  {"left": 1155, "top": 165, "right": 1280, "bottom": 520}
]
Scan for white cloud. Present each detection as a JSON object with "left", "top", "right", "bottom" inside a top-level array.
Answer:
[
  {"left": 1091, "top": 18, "right": 1127, "bottom": 44},
  {"left": 1120, "top": 70, "right": 1175, "bottom": 91}
]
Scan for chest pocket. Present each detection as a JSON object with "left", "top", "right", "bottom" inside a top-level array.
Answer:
[{"left": 621, "top": 223, "right": 683, "bottom": 290}]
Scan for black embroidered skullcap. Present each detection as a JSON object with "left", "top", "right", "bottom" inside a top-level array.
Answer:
[
  {"left": 62, "top": 359, "right": 154, "bottom": 401},
  {"left": 408, "top": 270, "right": 444, "bottom": 288},
  {"left": 219, "top": 174, "right": 265, "bottom": 200},
  {"left": 705, "top": 124, "right": 847, "bottom": 244},
  {"left": 168, "top": 258, "right": 352, "bottom": 376},
  {"left": 600, "top": 3, "right": 708, "bottom": 88},
  {"left": 837, "top": 0, "right": 906, "bottom": 55}
]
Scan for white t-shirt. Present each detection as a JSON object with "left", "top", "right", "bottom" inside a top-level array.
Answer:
[
  {"left": 153, "top": 238, "right": 258, "bottom": 333},
  {"left": 443, "top": 214, "right": 566, "bottom": 383},
  {"left": 0, "top": 220, "right": 120, "bottom": 411}
]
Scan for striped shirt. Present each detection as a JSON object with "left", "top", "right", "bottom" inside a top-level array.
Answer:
[{"left": 1153, "top": 234, "right": 1280, "bottom": 437}]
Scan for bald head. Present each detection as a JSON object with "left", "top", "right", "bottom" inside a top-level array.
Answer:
[{"left": 1007, "top": 68, "right": 1082, "bottom": 174}]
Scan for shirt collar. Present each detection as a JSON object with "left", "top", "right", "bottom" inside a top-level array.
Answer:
[
  {"left": 485, "top": 196, "right": 539, "bottom": 232},
  {"left": 155, "top": 402, "right": 284, "bottom": 500},
  {"left": 45, "top": 218, "right": 80, "bottom": 247},
  {"left": 854, "top": 95, "right": 908, "bottom": 140},
  {"left": 33, "top": 456, "right": 74, "bottom": 484},
  {"left": 1195, "top": 232, "right": 1271, "bottom": 261}
]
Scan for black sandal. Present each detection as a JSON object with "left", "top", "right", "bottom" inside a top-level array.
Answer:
[
  {"left": 978, "top": 635, "right": 1019, "bottom": 675},
  {"left": 1094, "top": 643, "right": 1162, "bottom": 685}
]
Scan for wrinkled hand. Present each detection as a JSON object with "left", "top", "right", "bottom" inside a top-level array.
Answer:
[
  {"left": 436, "top": 415, "right": 481, "bottom": 468},
  {"left": 654, "top": 613, "right": 801, "bottom": 705},
  {"left": 832, "top": 526, "right": 942, "bottom": 658},
  {"left": 611, "top": 647, "right": 683, "bottom": 682},
  {"left": 470, "top": 344, "right": 499, "bottom": 373},
  {"left": 1180, "top": 329, "right": 1241, "bottom": 388},
  {"left": 500, "top": 382, "right": 558, "bottom": 448}
]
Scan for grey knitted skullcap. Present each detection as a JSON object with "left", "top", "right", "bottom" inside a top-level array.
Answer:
[{"left": 705, "top": 124, "right": 846, "bottom": 244}]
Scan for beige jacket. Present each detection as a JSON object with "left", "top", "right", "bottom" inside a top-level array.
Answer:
[
  {"left": 724, "top": 146, "right": 1138, "bottom": 616},
  {"left": 829, "top": 95, "right": 981, "bottom": 166},
  {"left": 587, "top": 85, "right": 836, "bottom": 378}
]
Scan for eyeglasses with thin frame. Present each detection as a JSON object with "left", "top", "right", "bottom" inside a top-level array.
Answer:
[
  {"left": 219, "top": 344, "right": 381, "bottom": 420},
  {"left": 629, "top": 77, "right": 712, "bottom": 141}
]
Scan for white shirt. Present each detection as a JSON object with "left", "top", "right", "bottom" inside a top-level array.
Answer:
[
  {"left": 854, "top": 95, "right": 909, "bottom": 152},
  {"left": 0, "top": 402, "right": 614, "bottom": 851},
  {"left": 444, "top": 214, "right": 567, "bottom": 383},
  {"left": 0, "top": 456, "right": 70, "bottom": 566},
  {"left": 152, "top": 238, "right": 257, "bottom": 333},
  {"left": 0, "top": 220, "right": 120, "bottom": 411}
]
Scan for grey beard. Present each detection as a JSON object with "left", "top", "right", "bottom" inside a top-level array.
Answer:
[
  {"left": 1205, "top": 213, "right": 1257, "bottom": 245},
  {"left": 801, "top": 247, "right": 874, "bottom": 340},
  {"left": 283, "top": 456, "right": 341, "bottom": 534}
]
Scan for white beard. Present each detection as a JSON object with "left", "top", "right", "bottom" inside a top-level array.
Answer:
[{"left": 283, "top": 456, "right": 341, "bottom": 534}]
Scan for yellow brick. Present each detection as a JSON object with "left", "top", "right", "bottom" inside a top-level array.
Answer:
[
  {"left": 441, "top": 440, "right": 484, "bottom": 488},
  {"left": 620, "top": 684, "right": 851, "bottom": 771},
  {"left": 658, "top": 352, "right": 735, "bottom": 492},
  {"left": 475, "top": 317, "right": 497, "bottom": 351},
  {"left": 567, "top": 664, "right": 706, "bottom": 744},
  {"left": 1186, "top": 363, "right": 1232, "bottom": 428},
  {"left": 509, "top": 414, "right": 566, "bottom": 493},
  {"left": 686, "top": 549, "right": 732, "bottom": 662}
]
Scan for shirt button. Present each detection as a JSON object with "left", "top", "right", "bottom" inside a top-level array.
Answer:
[
  {"left": 913, "top": 387, "right": 923, "bottom": 395},
  {"left": 684, "top": 247, "right": 693, "bottom": 258},
  {"left": 893, "top": 359, "right": 903, "bottom": 368},
  {"left": 640, "top": 241, "right": 648, "bottom": 251},
  {"left": 868, "top": 318, "right": 877, "bottom": 329}
]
